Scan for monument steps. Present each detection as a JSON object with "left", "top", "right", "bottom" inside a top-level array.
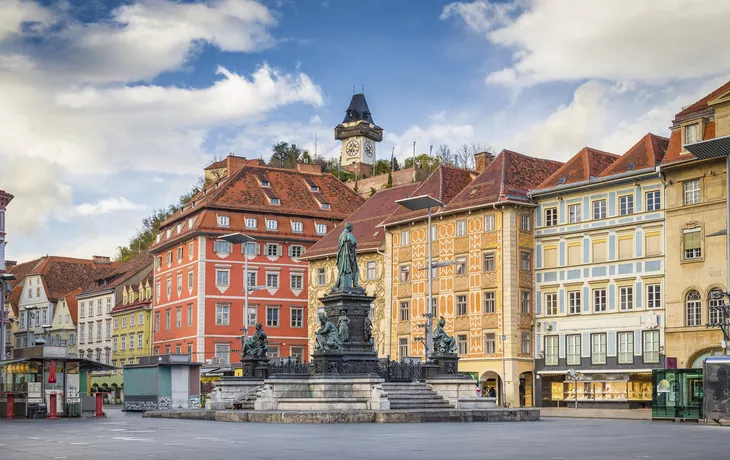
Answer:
[{"left": 381, "top": 382, "right": 454, "bottom": 410}]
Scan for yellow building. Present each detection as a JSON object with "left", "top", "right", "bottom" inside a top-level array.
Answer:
[
  {"left": 303, "top": 183, "right": 420, "bottom": 358},
  {"left": 110, "top": 277, "right": 154, "bottom": 370},
  {"left": 662, "top": 80, "right": 730, "bottom": 368},
  {"left": 383, "top": 154, "right": 562, "bottom": 407}
]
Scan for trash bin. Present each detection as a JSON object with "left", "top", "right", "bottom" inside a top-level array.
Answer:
[
  {"left": 66, "top": 402, "right": 81, "bottom": 417},
  {"left": 28, "top": 403, "right": 47, "bottom": 419}
]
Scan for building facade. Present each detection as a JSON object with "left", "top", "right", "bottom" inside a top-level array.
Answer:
[
  {"left": 662, "top": 80, "right": 730, "bottom": 369},
  {"left": 303, "top": 183, "right": 420, "bottom": 358},
  {"left": 111, "top": 278, "right": 154, "bottom": 369},
  {"left": 383, "top": 152, "right": 562, "bottom": 407},
  {"left": 149, "top": 156, "right": 363, "bottom": 365},
  {"left": 0, "top": 189, "right": 13, "bottom": 272},
  {"left": 532, "top": 137, "right": 668, "bottom": 408},
  {"left": 49, "top": 289, "right": 80, "bottom": 356}
]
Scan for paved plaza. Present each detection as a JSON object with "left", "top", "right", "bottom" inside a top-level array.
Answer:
[{"left": 1, "top": 409, "right": 730, "bottom": 460}]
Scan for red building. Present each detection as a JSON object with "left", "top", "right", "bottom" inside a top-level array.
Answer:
[{"left": 149, "top": 156, "right": 364, "bottom": 364}]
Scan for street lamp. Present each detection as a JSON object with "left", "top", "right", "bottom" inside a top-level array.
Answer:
[
  {"left": 25, "top": 305, "right": 38, "bottom": 348},
  {"left": 220, "top": 233, "right": 266, "bottom": 359},
  {"left": 395, "top": 195, "right": 446, "bottom": 361},
  {"left": 567, "top": 368, "right": 581, "bottom": 409},
  {"left": 0, "top": 273, "right": 15, "bottom": 360}
]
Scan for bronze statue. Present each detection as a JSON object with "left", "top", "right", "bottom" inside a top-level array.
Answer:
[
  {"left": 337, "top": 310, "right": 350, "bottom": 342},
  {"left": 433, "top": 316, "right": 457, "bottom": 355},
  {"left": 332, "top": 223, "right": 360, "bottom": 291},
  {"left": 364, "top": 315, "right": 373, "bottom": 345},
  {"left": 315, "top": 313, "right": 342, "bottom": 351},
  {"left": 244, "top": 323, "right": 268, "bottom": 358}
]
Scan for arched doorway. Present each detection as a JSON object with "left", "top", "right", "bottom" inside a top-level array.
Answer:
[
  {"left": 479, "top": 371, "right": 502, "bottom": 405},
  {"left": 689, "top": 348, "right": 724, "bottom": 368},
  {"left": 519, "top": 371, "right": 533, "bottom": 407}
]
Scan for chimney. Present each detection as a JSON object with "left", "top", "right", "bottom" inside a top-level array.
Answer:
[
  {"left": 296, "top": 163, "right": 322, "bottom": 175},
  {"left": 225, "top": 154, "right": 248, "bottom": 176},
  {"left": 474, "top": 151, "right": 495, "bottom": 173},
  {"left": 92, "top": 256, "right": 111, "bottom": 264}
]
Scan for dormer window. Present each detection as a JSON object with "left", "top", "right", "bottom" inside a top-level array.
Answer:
[
  {"left": 557, "top": 178, "right": 566, "bottom": 185},
  {"left": 269, "top": 197, "right": 281, "bottom": 205},
  {"left": 217, "top": 215, "right": 230, "bottom": 227},
  {"left": 166, "top": 229, "right": 172, "bottom": 238},
  {"left": 321, "top": 203, "right": 331, "bottom": 210},
  {"left": 685, "top": 123, "right": 700, "bottom": 145},
  {"left": 627, "top": 163, "right": 634, "bottom": 171},
  {"left": 316, "top": 223, "right": 327, "bottom": 235},
  {"left": 259, "top": 178, "right": 271, "bottom": 187},
  {"left": 176, "top": 223, "right": 182, "bottom": 234},
  {"left": 156, "top": 234, "right": 161, "bottom": 243},
  {"left": 310, "top": 185, "right": 320, "bottom": 192},
  {"left": 188, "top": 218, "right": 194, "bottom": 229},
  {"left": 266, "top": 219, "right": 278, "bottom": 231},
  {"left": 292, "top": 221, "right": 303, "bottom": 233},
  {"left": 246, "top": 217, "right": 257, "bottom": 229}
]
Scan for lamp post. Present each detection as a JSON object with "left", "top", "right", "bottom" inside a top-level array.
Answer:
[
  {"left": 25, "top": 305, "right": 38, "bottom": 348},
  {"left": 0, "top": 273, "right": 15, "bottom": 360},
  {"left": 567, "top": 368, "right": 581, "bottom": 409},
  {"left": 395, "top": 195, "right": 445, "bottom": 361}
]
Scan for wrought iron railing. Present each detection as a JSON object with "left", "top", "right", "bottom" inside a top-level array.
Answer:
[
  {"left": 377, "top": 359, "right": 423, "bottom": 382},
  {"left": 268, "top": 358, "right": 311, "bottom": 375}
]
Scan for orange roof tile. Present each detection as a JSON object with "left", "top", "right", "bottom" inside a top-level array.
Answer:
[
  {"left": 675, "top": 79, "right": 730, "bottom": 119},
  {"left": 538, "top": 148, "right": 619, "bottom": 189},
  {"left": 599, "top": 134, "right": 668, "bottom": 177}
]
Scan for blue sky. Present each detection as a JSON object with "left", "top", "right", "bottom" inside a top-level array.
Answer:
[{"left": 1, "top": 0, "right": 730, "bottom": 262}]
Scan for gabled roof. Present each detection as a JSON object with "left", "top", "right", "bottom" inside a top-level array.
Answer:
[
  {"left": 61, "top": 288, "right": 82, "bottom": 325},
  {"left": 110, "top": 274, "right": 154, "bottom": 315},
  {"left": 447, "top": 150, "right": 563, "bottom": 211},
  {"left": 6, "top": 257, "right": 45, "bottom": 316},
  {"left": 382, "top": 165, "right": 475, "bottom": 226},
  {"left": 89, "top": 253, "right": 153, "bottom": 291},
  {"left": 303, "top": 183, "right": 421, "bottom": 259},
  {"left": 343, "top": 93, "right": 375, "bottom": 124},
  {"left": 675, "top": 79, "right": 730, "bottom": 119},
  {"left": 538, "top": 148, "right": 618, "bottom": 189},
  {"left": 599, "top": 134, "right": 668, "bottom": 177},
  {"left": 30, "top": 257, "right": 120, "bottom": 301}
]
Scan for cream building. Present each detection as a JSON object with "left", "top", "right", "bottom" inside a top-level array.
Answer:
[{"left": 49, "top": 289, "right": 80, "bottom": 357}]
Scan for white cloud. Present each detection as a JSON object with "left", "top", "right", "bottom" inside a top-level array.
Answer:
[
  {"left": 73, "top": 197, "right": 146, "bottom": 217},
  {"left": 442, "top": 0, "right": 730, "bottom": 87},
  {"left": 0, "top": 0, "right": 53, "bottom": 41}
]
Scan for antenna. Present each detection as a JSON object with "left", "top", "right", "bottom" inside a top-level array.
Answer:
[
  {"left": 353, "top": 86, "right": 355, "bottom": 95},
  {"left": 412, "top": 141, "right": 416, "bottom": 183},
  {"left": 314, "top": 132, "right": 318, "bottom": 161}
]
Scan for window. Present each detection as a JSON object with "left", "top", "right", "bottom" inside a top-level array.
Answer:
[
  {"left": 484, "top": 214, "right": 495, "bottom": 232},
  {"left": 248, "top": 306, "right": 258, "bottom": 326},
  {"left": 189, "top": 241, "right": 194, "bottom": 259},
  {"left": 177, "top": 274, "right": 182, "bottom": 294},
  {"left": 456, "top": 295, "right": 468, "bottom": 316},
  {"left": 366, "top": 261, "right": 377, "bottom": 280},
  {"left": 290, "top": 273, "right": 303, "bottom": 290},
  {"left": 214, "top": 240, "right": 232, "bottom": 254},
  {"left": 290, "top": 245, "right": 304, "bottom": 259},
  {"left": 520, "top": 214, "right": 531, "bottom": 232},
  {"left": 592, "top": 239, "right": 607, "bottom": 263},
  {"left": 545, "top": 336, "right": 559, "bottom": 366},
  {"left": 122, "top": 316, "right": 127, "bottom": 328},
  {"left": 215, "top": 304, "right": 230, "bottom": 325},
  {"left": 684, "top": 179, "right": 701, "bottom": 205},
  {"left": 291, "top": 308, "right": 304, "bottom": 327},
  {"left": 246, "top": 271, "right": 257, "bottom": 290},
  {"left": 139, "top": 312, "right": 144, "bottom": 325},
  {"left": 80, "top": 303, "right": 85, "bottom": 319},
  {"left": 166, "top": 310, "right": 171, "bottom": 330},
  {"left": 176, "top": 307, "right": 182, "bottom": 328},
  {"left": 316, "top": 223, "right": 327, "bottom": 235},
  {"left": 592, "top": 199, "right": 607, "bottom": 220},
  {"left": 646, "top": 190, "right": 660, "bottom": 211},
  {"left": 112, "top": 337, "right": 118, "bottom": 351},
  {"left": 246, "top": 217, "right": 257, "bottom": 229},
  {"left": 187, "top": 305, "right": 193, "bottom": 326},
  {"left": 215, "top": 344, "right": 230, "bottom": 365},
  {"left": 591, "top": 333, "right": 607, "bottom": 364},
  {"left": 545, "top": 207, "right": 557, "bottom": 227},
  {"left": 266, "top": 273, "right": 279, "bottom": 288},
  {"left": 643, "top": 331, "right": 660, "bottom": 363},
  {"left": 155, "top": 312, "right": 160, "bottom": 332},
  {"left": 156, "top": 281, "right": 161, "bottom": 300},
  {"left": 566, "top": 335, "right": 580, "bottom": 365},
  {"left": 544, "top": 246, "right": 558, "bottom": 268},
  {"left": 399, "top": 265, "right": 410, "bottom": 282},
  {"left": 456, "top": 219, "right": 467, "bottom": 236},
  {"left": 618, "top": 332, "right": 634, "bottom": 364},
  {"left": 619, "top": 195, "right": 634, "bottom": 215},
  {"left": 456, "top": 256, "right": 467, "bottom": 275},
  {"left": 710, "top": 289, "right": 724, "bottom": 326},
  {"left": 645, "top": 232, "right": 662, "bottom": 256},
  {"left": 177, "top": 246, "right": 184, "bottom": 261},
  {"left": 270, "top": 197, "right": 281, "bottom": 205},
  {"left": 685, "top": 123, "right": 699, "bottom": 145},
  {"left": 129, "top": 334, "right": 135, "bottom": 349},
  {"left": 521, "top": 332, "right": 531, "bottom": 355},
  {"left": 520, "top": 251, "right": 531, "bottom": 271},
  {"left": 484, "top": 291, "right": 495, "bottom": 313},
  {"left": 266, "top": 219, "right": 278, "bottom": 231},
  {"left": 545, "top": 293, "right": 558, "bottom": 316},
  {"left": 568, "top": 204, "right": 581, "bottom": 223},
  {"left": 482, "top": 252, "right": 495, "bottom": 272},
  {"left": 320, "top": 203, "right": 331, "bottom": 210},
  {"left": 686, "top": 290, "right": 702, "bottom": 326},
  {"left": 216, "top": 270, "right": 230, "bottom": 288},
  {"left": 567, "top": 243, "right": 581, "bottom": 265},
  {"left": 457, "top": 334, "right": 468, "bottom": 355},
  {"left": 121, "top": 335, "right": 126, "bottom": 350},
  {"left": 290, "top": 346, "right": 304, "bottom": 362},
  {"left": 106, "top": 297, "right": 111, "bottom": 313},
  {"left": 188, "top": 270, "right": 194, "bottom": 290},
  {"left": 316, "top": 268, "right": 326, "bottom": 286},
  {"left": 291, "top": 221, "right": 303, "bottom": 233},
  {"left": 620, "top": 286, "right": 634, "bottom": 311},
  {"left": 399, "top": 338, "right": 410, "bottom": 358},
  {"left": 266, "top": 306, "right": 279, "bottom": 327},
  {"left": 399, "top": 301, "right": 410, "bottom": 321},
  {"left": 130, "top": 314, "right": 135, "bottom": 327},
  {"left": 520, "top": 291, "right": 530, "bottom": 314},
  {"left": 592, "top": 288, "right": 607, "bottom": 312},
  {"left": 485, "top": 333, "right": 496, "bottom": 354},
  {"left": 647, "top": 284, "right": 661, "bottom": 309},
  {"left": 568, "top": 291, "right": 581, "bottom": 315},
  {"left": 683, "top": 228, "right": 702, "bottom": 260},
  {"left": 400, "top": 230, "right": 410, "bottom": 246},
  {"left": 97, "top": 300, "right": 102, "bottom": 315}
]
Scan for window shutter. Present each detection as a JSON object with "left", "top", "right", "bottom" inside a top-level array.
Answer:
[
  {"left": 684, "top": 230, "right": 701, "bottom": 250},
  {"left": 277, "top": 244, "right": 283, "bottom": 256},
  {"left": 254, "top": 243, "right": 261, "bottom": 255},
  {"left": 288, "top": 245, "right": 293, "bottom": 257}
]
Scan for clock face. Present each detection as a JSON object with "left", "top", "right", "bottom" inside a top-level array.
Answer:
[
  {"left": 364, "top": 140, "right": 374, "bottom": 157},
  {"left": 346, "top": 139, "right": 360, "bottom": 157}
]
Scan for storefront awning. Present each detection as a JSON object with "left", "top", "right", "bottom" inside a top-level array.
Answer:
[
  {"left": 538, "top": 369, "right": 655, "bottom": 375},
  {"left": 0, "top": 358, "right": 31, "bottom": 366}
]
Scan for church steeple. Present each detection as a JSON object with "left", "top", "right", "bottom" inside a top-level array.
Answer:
[{"left": 335, "top": 93, "right": 383, "bottom": 168}]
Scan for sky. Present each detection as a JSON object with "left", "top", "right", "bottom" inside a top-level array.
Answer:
[{"left": 1, "top": 0, "right": 730, "bottom": 263}]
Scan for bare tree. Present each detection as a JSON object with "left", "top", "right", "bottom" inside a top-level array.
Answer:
[
  {"left": 455, "top": 144, "right": 471, "bottom": 169},
  {"left": 437, "top": 144, "right": 456, "bottom": 166}
]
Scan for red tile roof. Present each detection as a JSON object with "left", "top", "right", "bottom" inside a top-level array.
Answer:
[
  {"left": 303, "top": 183, "right": 421, "bottom": 259},
  {"left": 598, "top": 134, "right": 668, "bottom": 177},
  {"left": 86, "top": 253, "right": 153, "bottom": 292},
  {"left": 382, "top": 165, "right": 475, "bottom": 226},
  {"left": 538, "top": 148, "right": 619, "bottom": 189},
  {"left": 62, "top": 288, "right": 82, "bottom": 325},
  {"left": 6, "top": 257, "right": 45, "bottom": 316},
  {"left": 29, "top": 257, "right": 120, "bottom": 301},
  {"left": 447, "top": 150, "right": 563, "bottom": 212},
  {"left": 675, "top": 79, "right": 730, "bottom": 119}
]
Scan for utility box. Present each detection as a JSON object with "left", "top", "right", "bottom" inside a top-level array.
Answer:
[
  {"left": 123, "top": 354, "right": 202, "bottom": 412},
  {"left": 652, "top": 368, "right": 703, "bottom": 420},
  {"left": 703, "top": 356, "right": 730, "bottom": 421}
]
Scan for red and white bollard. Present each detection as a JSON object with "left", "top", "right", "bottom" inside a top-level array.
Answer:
[
  {"left": 47, "top": 393, "right": 59, "bottom": 419},
  {"left": 95, "top": 392, "right": 106, "bottom": 417}
]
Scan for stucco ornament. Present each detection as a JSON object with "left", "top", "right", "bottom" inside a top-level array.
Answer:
[
  {"left": 433, "top": 316, "right": 457, "bottom": 355},
  {"left": 315, "top": 313, "right": 342, "bottom": 351},
  {"left": 332, "top": 223, "right": 360, "bottom": 292},
  {"left": 244, "top": 323, "right": 268, "bottom": 358}
]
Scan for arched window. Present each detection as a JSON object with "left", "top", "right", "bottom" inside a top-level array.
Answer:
[
  {"left": 686, "top": 290, "right": 702, "bottom": 326},
  {"left": 709, "top": 289, "right": 724, "bottom": 326}
]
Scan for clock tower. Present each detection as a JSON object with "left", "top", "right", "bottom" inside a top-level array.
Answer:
[{"left": 335, "top": 93, "right": 383, "bottom": 168}]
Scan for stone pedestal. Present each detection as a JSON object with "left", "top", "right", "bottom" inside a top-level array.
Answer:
[
  {"left": 426, "top": 377, "right": 498, "bottom": 410},
  {"left": 425, "top": 354, "right": 460, "bottom": 377},
  {"left": 254, "top": 376, "right": 389, "bottom": 411},
  {"left": 241, "top": 357, "right": 270, "bottom": 379},
  {"left": 205, "top": 376, "right": 264, "bottom": 410}
]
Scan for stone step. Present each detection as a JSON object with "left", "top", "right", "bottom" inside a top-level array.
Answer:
[
  {"left": 390, "top": 402, "right": 453, "bottom": 409},
  {"left": 386, "top": 394, "right": 445, "bottom": 400}
]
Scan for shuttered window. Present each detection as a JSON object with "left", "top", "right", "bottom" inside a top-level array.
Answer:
[
  {"left": 618, "top": 237, "right": 633, "bottom": 260},
  {"left": 645, "top": 232, "right": 661, "bottom": 256}
]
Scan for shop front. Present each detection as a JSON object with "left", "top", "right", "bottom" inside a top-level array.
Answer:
[{"left": 538, "top": 370, "right": 653, "bottom": 409}]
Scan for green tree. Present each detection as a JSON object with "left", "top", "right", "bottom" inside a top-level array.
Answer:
[
  {"left": 268, "top": 142, "right": 309, "bottom": 169},
  {"left": 404, "top": 153, "right": 441, "bottom": 172}
]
